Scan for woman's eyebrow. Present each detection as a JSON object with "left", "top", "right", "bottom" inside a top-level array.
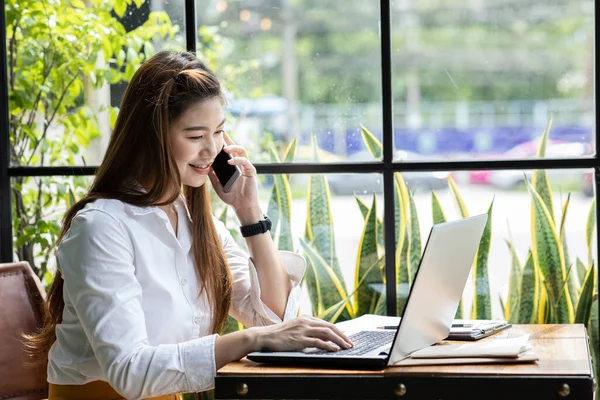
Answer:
[{"left": 183, "top": 118, "right": 226, "bottom": 131}]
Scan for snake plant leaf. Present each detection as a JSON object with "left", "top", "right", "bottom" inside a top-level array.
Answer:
[
  {"left": 559, "top": 194, "right": 572, "bottom": 269},
  {"left": 431, "top": 190, "right": 447, "bottom": 225},
  {"left": 374, "top": 293, "right": 387, "bottom": 315},
  {"left": 221, "top": 315, "right": 244, "bottom": 334},
  {"left": 282, "top": 137, "right": 298, "bottom": 163},
  {"left": 470, "top": 201, "right": 493, "bottom": 320},
  {"left": 273, "top": 174, "right": 294, "bottom": 251},
  {"left": 396, "top": 226, "right": 410, "bottom": 316},
  {"left": 517, "top": 250, "right": 539, "bottom": 324},
  {"left": 304, "top": 136, "right": 343, "bottom": 278},
  {"left": 531, "top": 117, "right": 555, "bottom": 223},
  {"left": 499, "top": 295, "right": 506, "bottom": 320},
  {"left": 320, "top": 301, "right": 349, "bottom": 323},
  {"left": 360, "top": 124, "right": 382, "bottom": 159},
  {"left": 265, "top": 148, "right": 294, "bottom": 250},
  {"left": 586, "top": 198, "right": 596, "bottom": 266},
  {"left": 575, "top": 263, "right": 596, "bottom": 325},
  {"left": 356, "top": 195, "right": 369, "bottom": 218},
  {"left": 355, "top": 195, "right": 384, "bottom": 249},
  {"left": 303, "top": 135, "right": 348, "bottom": 319},
  {"left": 577, "top": 257, "right": 588, "bottom": 290},
  {"left": 319, "top": 254, "right": 385, "bottom": 321},
  {"left": 266, "top": 149, "right": 281, "bottom": 241},
  {"left": 300, "top": 238, "right": 354, "bottom": 319},
  {"left": 589, "top": 293, "right": 599, "bottom": 395},
  {"left": 304, "top": 246, "right": 324, "bottom": 316},
  {"left": 557, "top": 263, "right": 577, "bottom": 315},
  {"left": 526, "top": 178, "right": 574, "bottom": 323},
  {"left": 448, "top": 175, "right": 469, "bottom": 218},
  {"left": 505, "top": 239, "right": 522, "bottom": 323},
  {"left": 279, "top": 138, "right": 297, "bottom": 243},
  {"left": 559, "top": 194, "right": 579, "bottom": 307},
  {"left": 538, "top": 275, "right": 549, "bottom": 324},
  {"left": 217, "top": 205, "right": 228, "bottom": 224},
  {"left": 407, "top": 190, "right": 422, "bottom": 283},
  {"left": 396, "top": 173, "right": 409, "bottom": 250},
  {"left": 395, "top": 173, "right": 411, "bottom": 315},
  {"left": 354, "top": 194, "right": 382, "bottom": 316}
]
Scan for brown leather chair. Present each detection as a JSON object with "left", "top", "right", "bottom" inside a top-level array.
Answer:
[{"left": 0, "top": 261, "right": 48, "bottom": 399}]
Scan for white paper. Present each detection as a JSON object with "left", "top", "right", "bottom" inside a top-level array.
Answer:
[
  {"left": 410, "top": 335, "right": 532, "bottom": 358},
  {"left": 334, "top": 314, "right": 401, "bottom": 335}
]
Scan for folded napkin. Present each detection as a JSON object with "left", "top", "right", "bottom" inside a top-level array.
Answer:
[{"left": 410, "top": 335, "right": 532, "bottom": 359}]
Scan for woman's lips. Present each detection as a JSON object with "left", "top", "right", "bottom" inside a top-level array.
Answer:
[{"left": 189, "top": 163, "right": 211, "bottom": 174}]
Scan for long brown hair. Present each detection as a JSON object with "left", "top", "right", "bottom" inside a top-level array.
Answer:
[{"left": 25, "top": 51, "right": 232, "bottom": 364}]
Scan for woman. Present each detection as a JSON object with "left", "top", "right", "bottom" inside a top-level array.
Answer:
[{"left": 26, "top": 51, "right": 352, "bottom": 400}]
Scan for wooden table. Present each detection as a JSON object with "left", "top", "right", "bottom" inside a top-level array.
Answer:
[{"left": 215, "top": 324, "right": 596, "bottom": 400}]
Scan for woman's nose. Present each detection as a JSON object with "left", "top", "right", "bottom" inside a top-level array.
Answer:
[{"left": 200, "top": 139, "right": 219, "bottom": 158}]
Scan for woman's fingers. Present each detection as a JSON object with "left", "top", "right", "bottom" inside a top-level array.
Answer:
[
  {"left": 259, "top": 317, "right": 354, "bottom": 352},
  {"left": 223, "top": 144, "right": 247, "bottom": 158},
  {"left": 308, "top": 327, "right": 352, "bottom": 349},
  {"left": 227, "top": 156, "right": 256, "bottom": 177},
  {"left": 302, "top": 317, "right": 353, "bottom": 347},
  {"left": 305, "top": 338, "right": 339, "bottom": 352}
]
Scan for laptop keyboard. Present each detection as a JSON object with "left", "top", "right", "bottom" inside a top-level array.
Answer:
[{"left": 313, "top": 330, "right": 395, "bottom": 356}]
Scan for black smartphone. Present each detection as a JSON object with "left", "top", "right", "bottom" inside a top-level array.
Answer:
[{"left": 212, "top": 147, "right": 241, "bottom": 192}]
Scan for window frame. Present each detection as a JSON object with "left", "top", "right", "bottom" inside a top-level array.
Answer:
[{"left": 0, "top": 0, "right": 598, "bottom": 317}]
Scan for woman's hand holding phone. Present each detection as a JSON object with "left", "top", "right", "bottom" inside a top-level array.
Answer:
[{"left": 208, "top": 133, "right": 261, "bottom": 219}]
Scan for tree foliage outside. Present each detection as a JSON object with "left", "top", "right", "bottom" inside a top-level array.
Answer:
[
  {"left": 199, "top": 0, "right": 592, "bottom": 104},
  {"left": 6, "top": 0, "right": 179, "bottom": 281}
]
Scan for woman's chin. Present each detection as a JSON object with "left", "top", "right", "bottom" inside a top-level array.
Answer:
[{"left": 182, "top": 176, "right": 208, "bottom": 188}]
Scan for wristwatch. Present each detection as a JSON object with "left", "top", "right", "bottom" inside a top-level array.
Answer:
[{"left": 240, "top": 214, "right": 272, "bottom": 237}]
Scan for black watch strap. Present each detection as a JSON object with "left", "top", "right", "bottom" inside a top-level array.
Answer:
[{"left": 240, "top": 214, "right": 272, "bottom": 237}]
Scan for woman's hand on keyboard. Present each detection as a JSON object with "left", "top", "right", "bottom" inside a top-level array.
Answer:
[{"left": 251, "top": 315, "right": 354, "bottom": 352}]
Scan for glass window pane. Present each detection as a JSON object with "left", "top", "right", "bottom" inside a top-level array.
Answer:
[
  {"left": 6, "top": 0, "right": 185, "bottom": 167},
  {"left": 212, "top": 173, "right": 385, "bottom": 318},
  {"left": 397, "top": 169, "right": 596, "bottom": 325},
  {"left": 196, "top": 0, "right": 383, "bottom": 163},
  {"left": 391, "top": 1, "right": 595, "bottom": 161},
  {"left": 11, "top": 175, "right": 93, "bottom": 284}
]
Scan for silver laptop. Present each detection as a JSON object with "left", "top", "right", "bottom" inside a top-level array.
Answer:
[{"left": 247, "top": 214, "right": 488, "bottom": 369}]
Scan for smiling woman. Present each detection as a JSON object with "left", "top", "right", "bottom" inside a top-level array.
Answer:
[
  {"left": 170, "top": 99, "right": 226, "bottom": 188},
  {"left": 20, "top": 51, "right": 353, "bottom": 400}
]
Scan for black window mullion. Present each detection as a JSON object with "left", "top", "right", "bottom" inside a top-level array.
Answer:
[
  {"left": 0, "top": 0, "right": 13, "bottom": 263},
  {"left": 6, "top": 156, "right": 600, "bottom": 177},
  {"left": 380, "top": 0, "right": 397, "bottom": 316},
  {"left": 185, "top": 0, "right": 197, "bottom": 52}
]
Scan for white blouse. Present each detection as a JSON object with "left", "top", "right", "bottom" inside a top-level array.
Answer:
[{"left": 47, "top": 196, "right": 306, "bottom": 399}]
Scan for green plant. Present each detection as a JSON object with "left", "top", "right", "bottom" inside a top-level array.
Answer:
[
  {"left": 222, "top": 121, "right": 598, "bottom": 396},
  {"left": 6, "top": 0, "right": 178, "bottom": 282}
]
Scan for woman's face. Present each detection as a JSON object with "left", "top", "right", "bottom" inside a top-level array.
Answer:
[{"left": 170, "top": 97, "right": 225, "bottom": 188}]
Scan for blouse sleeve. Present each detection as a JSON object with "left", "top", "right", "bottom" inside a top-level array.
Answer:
[
  {"left": 57, "top": 209, "right": 219, "bottom": 399},
  {"left": 214, "top": 219, "right": 306, "bottom": 327}
]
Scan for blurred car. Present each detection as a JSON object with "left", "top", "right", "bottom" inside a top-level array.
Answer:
[
  {"left": 327, "top": 150, "right": 449, "bottom": 195},
  {"left": 487, "top": 141, "right": 591, "bottom": 190},
  {"left": 582, "top": 171, "right": 594, "bottom": 197},
  {"left": 469, "top": 140, "right": 560, "bottom": 186}
]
